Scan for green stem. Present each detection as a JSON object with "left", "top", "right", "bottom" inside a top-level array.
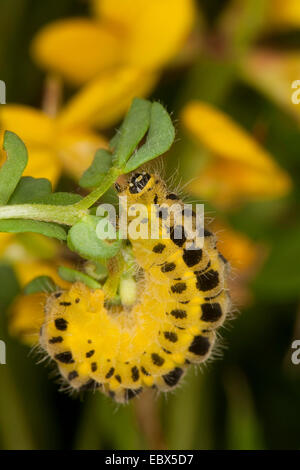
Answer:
[
  {"left": 0, "top": 204, "right": 87, "bottom": 226},
  {"left": 74, "top": 167, "right": 122, "bottom": 211}
]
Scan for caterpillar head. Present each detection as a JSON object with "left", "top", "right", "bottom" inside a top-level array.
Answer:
[{"left": 115, "top": 172, "right": 161, "bottom": 204}]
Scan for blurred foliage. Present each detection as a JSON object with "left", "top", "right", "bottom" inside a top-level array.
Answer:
[{"left": 0, "top": 0, "right": 300, "bottom": 450}]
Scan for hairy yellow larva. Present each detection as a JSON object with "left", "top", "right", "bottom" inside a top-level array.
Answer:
[{"left": 40, "top": 173, "right": 231, "bottom": 403}]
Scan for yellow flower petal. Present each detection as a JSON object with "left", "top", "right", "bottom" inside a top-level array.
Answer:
[
  {"left": 9, "top": 292, "right": 46, "bottom": 346},
  {"left": 32, "top": 18, "right": 121, "bottom": 86},
  {"left": 211, "top": 221, "right": 261, "bottom": 273},
  {"left": 57, "top": 127, "right": 107, "bottom": 180},
  {"left": 13, "top": 260, "right": 71, "bottom": 288},
  {"left": 96, "top": 0, "right": 196, "bottom": 69},
  {"left": 182, "top": 101, "right": 279, "bottom": 172},
  {"left": 0, "top": 106, "right": 62, "bottom": 185},
  {"left": 23, "top": 145, "right": 61, "bottom": 186},
  {"left": 242, "top": 49, "right": 300, "bottom": 122},
  {"left": 0, "top": 105, "right": 54, "bottom": 145},
  {"left": 267, "top": 0, "right": 300, "bottom": 29},
  {"left": 188, "top": 158, "right": 291, "bottom": 208},
  {"left": 57, "top": 66, "right": 158, "bottom": 129},
  {"left": 0, "top": 233, "right": 14, "bottom": 254}
]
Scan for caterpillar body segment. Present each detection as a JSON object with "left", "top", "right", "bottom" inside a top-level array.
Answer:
[{"left": 40, "top": 172, "right": 231, "bottom": 403}]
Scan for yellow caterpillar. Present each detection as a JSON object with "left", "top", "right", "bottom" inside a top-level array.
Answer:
[{"left": 40, "top": 172, "right": 231, "bottom": 403}]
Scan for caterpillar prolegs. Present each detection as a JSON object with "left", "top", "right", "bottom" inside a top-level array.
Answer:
[{"left": 40, "top": 173, "right": 231, "bottom": 403}]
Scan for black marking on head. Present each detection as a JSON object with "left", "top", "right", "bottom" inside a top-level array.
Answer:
[
  {"left": 59, "top": 301, "right": 72, "bottom": 307},
  {"left": 195, "top": 269, "right": 219, "bottom": 292},
  {"left": 188, "top": 335, "right": 211, "bottom": 356},
  {"left": 75, "top": 298, "right": 80, "bottom": 303},
  {"left": 182, "top": 248, "right": 202, "bottom": 267},
  {"left": 86, "top": 350, "right": 95, "bottom": 358},
  {"left": 115, "top": 374, "right": 122, "bottom": 383},
  {"left": 170, "top": 225, "right": 186, "bottom": 247},
  {"left": 151, "top": 353, "right": 165, "bottom": 366},
  {"left": 91, "top": 362, "right": 97, "bottom": 372},
  {"left": 55, "top": 318, "right": 68, "bottom": 331},
  {"left": 170, "top": 309, "right": 187, "bottom": 319},
  {"left": 141, "top": 367, "right": 150, "bottom": 376},
  {"left": 129, "top": 172, "right": 151, "bottom": 194},
  {"left": 166, "top": 193, "right": 179, "bottom": 200},
  {"left": 115, "top": 182, "right": 122, "bottom": 193},
  {"left": 164, "top": 331, "right": 178, "bottom": 342},
  {"left": 49, "top": 336, "right": 63, "bottom": 344},
  {"left": 54, "top": 292, "right": 62, "bottom": 298},
  {"left": 105, "top": 367, "right": 115, "bottom": 379},
  {"left": 163, "top": 367, "right": 183, "bottom": 387},
  {"left": 179, "top": 300, "right": 190, "bottom": 305},
  {"left": 55, "top": 351, "right": 74, "bottom": 364},
  {"left": 153, "top": 243, "right": 166, "bottom": 254},
  {"left": 68, "top": 370, "right": 79, "bottom": 381},
  {"left": 161, "top": 262, "right": 176, "bottom": 273},
  {"left": 109, "top": 390, "right": 115, "bottom": 399},
  {"left": 201, "top": 303, "right": 222, "bottom": 322},
  {"left": 171, "top": 282, "right": 187, "bottom": 294},
  {"left": 124, "top": 388, "right": 143, "bottom": 401},
  {"left": 79, "top": 379, "right": 101, "bottom": 391},
  {"left": 153, "top": 194, "right": 158, "bottom": 204},
  {"left": 88, "top": 339, "right": 92, "bottom": 344},
  {"left": 131, "top": 366, "right": 139, "bottom": 382}
]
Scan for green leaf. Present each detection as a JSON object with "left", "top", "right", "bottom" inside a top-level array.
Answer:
[
  {"left": 58, "top": 266, "right": 101, "bottom": 289},
  {"left": 67, "top": 215, "right": 122, "bottom": 261},
  {"left": 0, "top": 219, "right": 67, "bottom": 240},
  {"left": 79, "top": 149, "right": 113, "bottom": 189},
  {"left": 0, "top": 131, "right": 28, "bottom": 205},
  {"left": 114, "top": 98, "right": 152, "bottom": 167},
  {"left": 8, "top": 177, "right": 52, "bottom": 204},
  {"left": 33, "top": 192, "right": 83, "bottom": 205},
  {"left": 124, "top": 102, "right": 175, "bottom": 172},
  {"left": 23, "top": 276, "right": 58, "bottom": 294}
]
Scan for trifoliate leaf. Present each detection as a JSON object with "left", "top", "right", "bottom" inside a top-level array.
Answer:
[
  {"left": 8, "top": 177, "right": 52, "bottom": 204},
  {"left": 0, "top": 219, "right": 67, "bottom": 240},
  {"left": 24, "top": 276, "right": 58, "bottom": 295},
  {"left": 124, "top": 102, "right": 175, "bottom": 172},
  {"left": 67, "top": 215, "right": 121, "bottom": 261},
  {"left": 114, "top": 98, "right": 151, "bottom": 167},
  {"left": 79, "top": 149, "right": 113, "bottom": 188},
  {"left": 33, "top": 192, "right": 82, "bottom": 205},
  {"left": 0, "top": 131, "right": 28, "bottom": 205},
  {"left": 58, "top": 266, "right": 101, "bottom": 289}
]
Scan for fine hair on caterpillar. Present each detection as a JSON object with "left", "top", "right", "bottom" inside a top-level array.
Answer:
[{"left": 39, "top": 172, "right": 232, "bottom": 404}]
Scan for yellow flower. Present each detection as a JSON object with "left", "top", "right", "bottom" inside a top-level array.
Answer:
[
  {"left": 242, "top": 49, "right": 300, "bottom": 124},
  {"left": 181, "top": 101, "right": 292, "bottom": 207},
  {"left": 31, "top": 0, "right": 196, "bottom": 128},
  {"left": 0, "top": 104, "right": 107, "bottom": 183},
  {"left": 9, "top": 257, "right": 72, "bottom": 347},
  {"left": 32, "top": 0, "right": 196, "bottom": 85},
  {"left": 266, "top": 0, "right": 300, "bottom": 29}
]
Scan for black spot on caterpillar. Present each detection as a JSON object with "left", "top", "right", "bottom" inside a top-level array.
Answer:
[{"left": 40, "top": 173, "right": 231, "bottom": 403}]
